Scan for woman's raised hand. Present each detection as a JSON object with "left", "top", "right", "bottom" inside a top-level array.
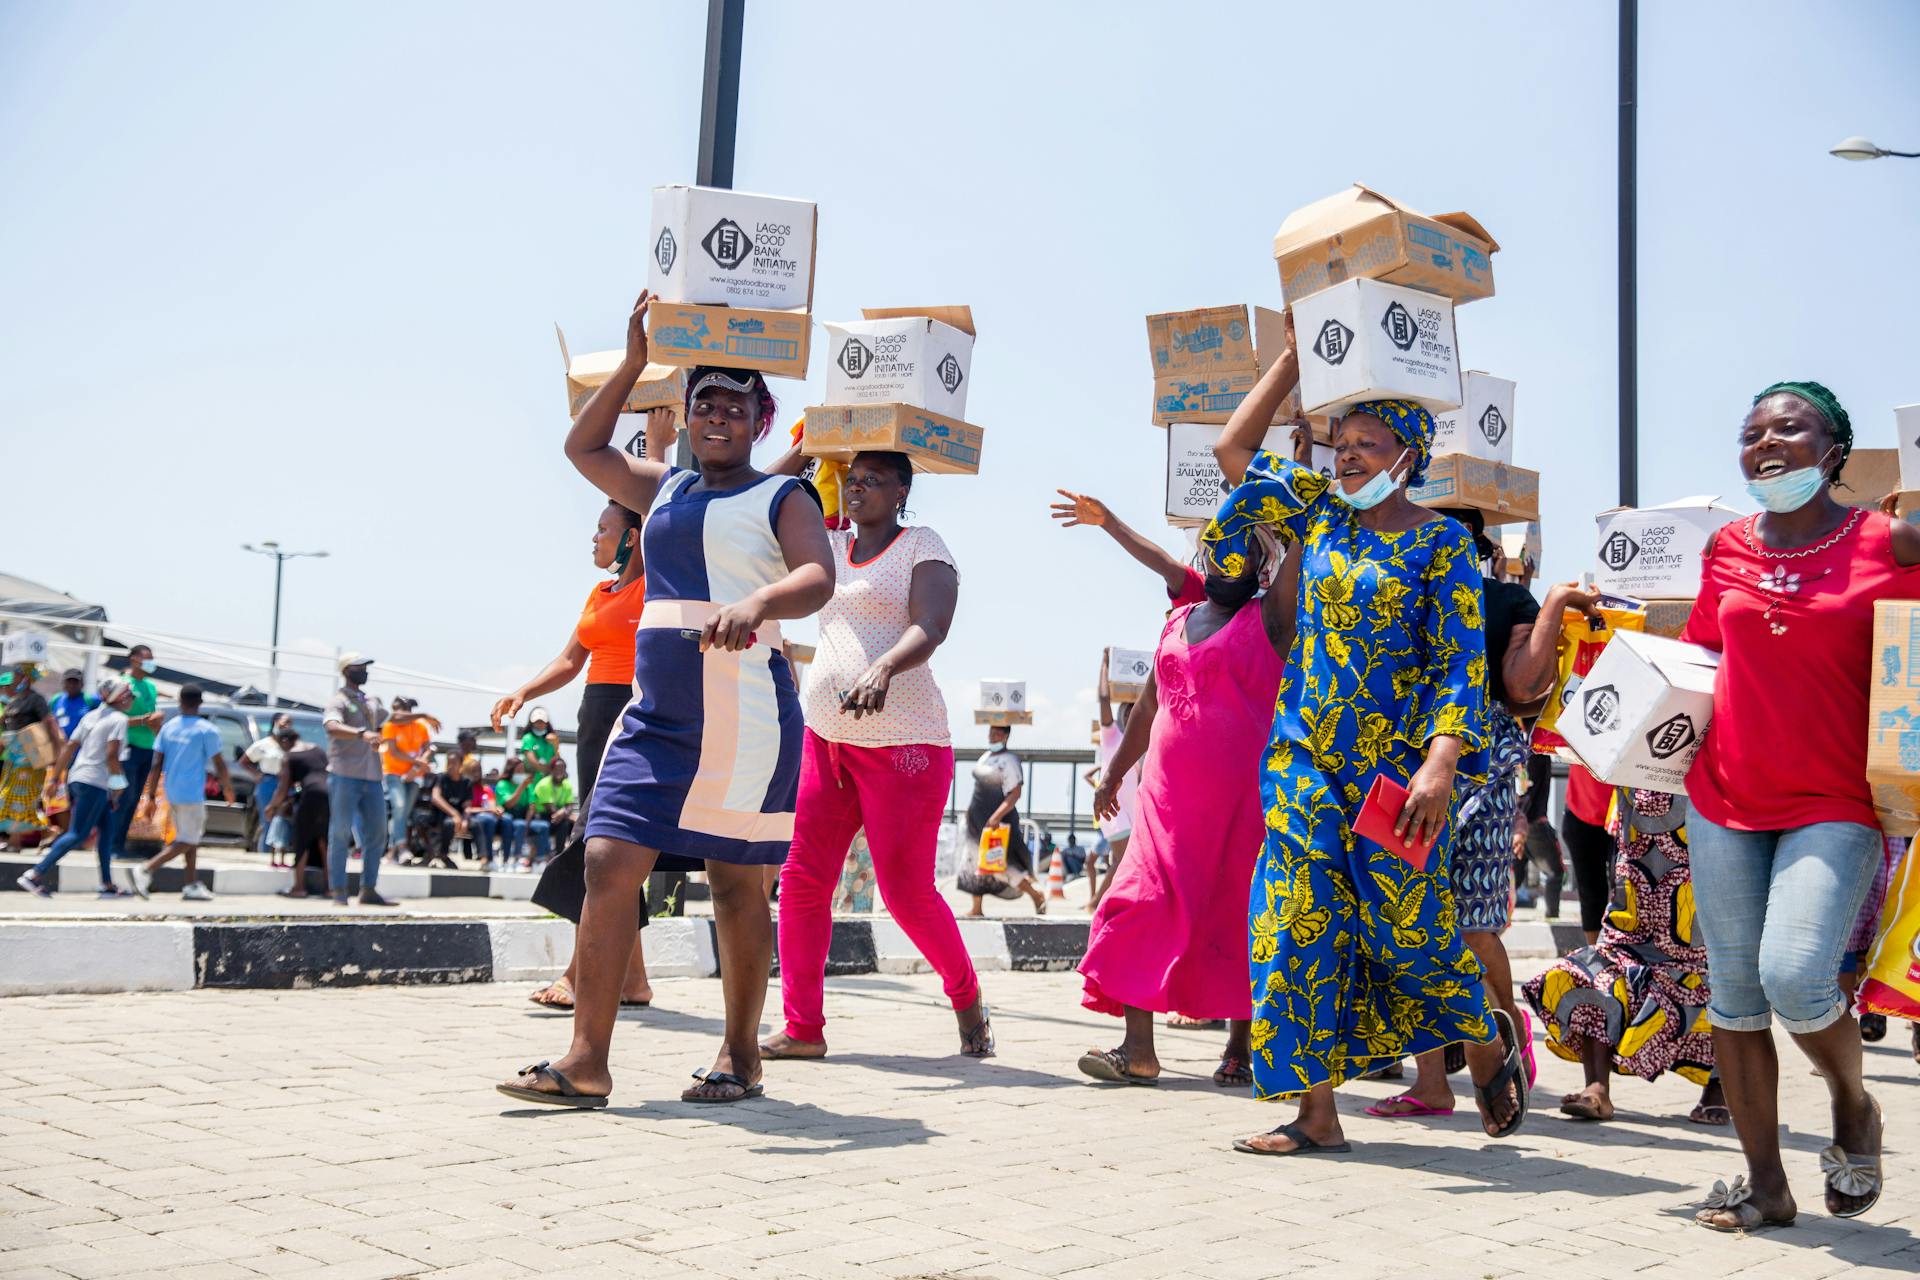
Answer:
[
  {"left": 1051, "top": 490, "right": 1109, "bottom": 528},
  {"left": 625, "top": 290, "right": 652, "bottom": 368}
]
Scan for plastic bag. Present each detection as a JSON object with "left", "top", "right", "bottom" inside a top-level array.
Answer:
[
  {"left": 976, "top": 824, "right": 1009, "bottom": 875},
  {"left": 127, "top": 794, "right": 174, "bottom": 844},
  {"left": 1861, "top": 843, "right": 1920, "bottom": 1021},
  {"left": 1531, "top": 603, "right": 1646, "bottom": 753}
]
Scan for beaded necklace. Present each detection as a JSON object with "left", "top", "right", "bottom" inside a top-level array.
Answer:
[{"left": 1736, "top": 508, "right": 1863, "bottom": 636}]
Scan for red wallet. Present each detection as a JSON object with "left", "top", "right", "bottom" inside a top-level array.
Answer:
[{"left": 1354, "top": 773, "right": 1436, "bottom": 871}]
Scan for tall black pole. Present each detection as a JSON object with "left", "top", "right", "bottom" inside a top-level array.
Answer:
[
  {"left": 1618, "top": 0, "right": 1638, "bottom": 507},
  {"left": 269, "top": 554, "right": 284, "bottom": 705},
  {"left": 697, "top": 0, "right": 744, "bottom": 190}
]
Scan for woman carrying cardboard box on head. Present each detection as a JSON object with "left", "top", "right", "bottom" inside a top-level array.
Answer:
[
  {"left": 1680, "top": 381, "right": 1920, "bottom": 1231},
  {"left": 498, "top": 291, "right": 835, "bottom": 1109},
  {"left": 1207, "top": 314, "right": 1529, "bottom": 1156},
  {"left": 755, "top": 441, "right": 993, "bottom": 1061}
]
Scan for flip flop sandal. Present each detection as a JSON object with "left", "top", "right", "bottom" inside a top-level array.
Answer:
[
  {"left": 1859, "top": 1012, "right": 1887, "bottom": 1042},
  {"left": 760, "top": 1038, "right": 829, "bottom": 1061},
  {"left": 1822, "top": 1095, "right": 1884, "bottom": 1219},
  {"left": 681, "top": 1068, "right": 764, "bottom": 1104},
  {"left": 619, "top": 998, "right": 651, "bottom": 1008},
  {"left": 1232, "top": 1122, "right": 1351, "bottom": 1156},
  {"left": 494, "top": 1061, "right": 607, "bottom": 1109},
  {"left": 1516, "top": 1009, "right": 1539, "bottom": 1087},
  {"left": 1168, "top": 1014, "right": 1225, "bottom": 1030},
  {"left": 1473, "top": 1008, "right": 1529, "bottom": 1139},
  {"left": 960, "top": 1001, "right": 995, "bottom": 1059},
  {"left": 528, "top": 984, "right": 573, "bottom": 1007},
  {"left": 1688, "top": 1104, "right": 1730, "bottom": 1126},
  {"left": 1077, "top": 1048, "right": 1158, "bottom": 1085},
  {"left": 1365, "top": 1093, "right": 1456, "bottom": 1118},
  {"left": 1694, "top": 1175, "right": 1794, "bottom": 1234},
  {"left": 1212, "top": 1054, "right": 1253, "bottom": 1087}
]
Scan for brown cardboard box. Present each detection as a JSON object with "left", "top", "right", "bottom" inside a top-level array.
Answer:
[
  {"left": 1838, "top": 448, "right": 1920, "bottom": 517},
  {"left": 1867, "top": 599, "right": 1920, "bottom": 835},
  {"left": 1408, "top": 454, "right": 1539, "bottom": 525},
  {"left": 1147, "top": 304, "right": 1295, "bottom": 425},
  {"left": 557, "top": 326, "right": 688, "bottom": 418},
  {"left": 1273, "top": 184, "right": 1498, "bottom": 306},
  {"left": 1642, "top": 600, "right": 1695, "bottom": 639},
  {"left": 801, "top": 404, "right": 984, "bottom": 475},
  {"left": 974, "top": 710, "right": 1034, "bottom": 727},
  {"left": 647, "top": 302, "right": 811, "bottom": 379}
]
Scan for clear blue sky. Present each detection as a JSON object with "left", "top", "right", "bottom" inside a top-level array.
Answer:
[{"left": 3, "top": 1, "right": 1917, "bottom": 814}]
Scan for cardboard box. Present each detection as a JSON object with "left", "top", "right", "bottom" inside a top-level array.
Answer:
[
  {"left": 1899, "top": 405, "right": 1920, "bottom": 493},
  {"left": 1409, "top": 455, "right": 1539, "bottom": 526},
  {"left": 1642, "top": 599, "right": 1695, "bottom": 640},
  {"left": 1837, "top": 448, "right": 1920, "bottom": 517},
  {"left": 556, "top": 326, "right": 687, "bottom": 418},
  {"left": 975, "top": 680, "right": 1031, "bottom": 725},
  {"left": 1272, "top": 184, "right": 1498, "bottom": 307},
  {"left": 1106, "top": 647, "right": 1154, "bottom": 702},
  {"left": 1164, "top": 424, "right": 1328, "bottom": 526},
  {"left": 1867, "top": 600, "right": 1920, "bottom": 834},
  {"left": 647, "top": 185, "right": 816, "bottom": 310},
  {"left": 1593, "top": 497, "right": 1741, "bottom": 599},
  {"left": 1498, "top": 521, "right": 1542, "bottom": 578},
  {"left": 1147, "top": 305, "right": 1295, "bottom": 426},
  {"left": 824, "top": 307, "right": 975, "bottom": 419},
  {"left": 2, "top": 631, "right": 50, "bottom": 666},
  {"left": 801, "top": 404, "right": 983, "bottom": 476},
  {"left": 647, "top": 301, "right": 811, "bottom": 379},
  {"left": 1430, "top": 372, "right": 1516, "bottom": 465},
  {"left": 1557, "top": 630, "right": 1719, "bottom": 794},
  {"left": 1292, "top": 278, "right": 1462, "bottom": 416}
]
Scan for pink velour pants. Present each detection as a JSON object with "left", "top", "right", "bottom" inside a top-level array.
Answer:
[{"left": 778, "top": 730, "right": 977, "bottom": 1042}]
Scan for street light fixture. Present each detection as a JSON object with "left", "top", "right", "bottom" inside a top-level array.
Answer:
[
  {"left": 1830, "top": 136, "right": 1920, "bottom": 161},
  {"left": 241, "top": 541, "right": 328, "bottom": 705}
]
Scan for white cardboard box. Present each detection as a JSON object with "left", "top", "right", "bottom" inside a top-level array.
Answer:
[
  {"left": 646, "top": 185, "right": 816, "bottom": 310},
  {"left": 978, "top": 680, "right": 1026, "bottom": 714},
  {"left": 1557, "top": 630, "right": 1719, "bottom": 794},
  {"left": 2, "top": 632, "right": 50, "bottom": 666},
  {"left": 1593, "top": 497, "right": 1742, "bottom": 599},
  {"left": 1106, "top": 648, "right": 1154, "bottom": 702},
  {"left": 1897, "top": 404, "right": 1920, "bottom": 493},
  {"left": 1292, "top": 277, "right": 1462, "bottom": 417},
  {"left": 1164, "top": 425, "right": 1331, "bottom": 526},
  {"left": 824, "top": 312, "right": 974, "bottom": 418},
  {"left": 1499, "top": 520, "right": 1543, "bottom": 578},
  {"left": 1431, "top": 371, "right": 1515, "bottom": 464}
]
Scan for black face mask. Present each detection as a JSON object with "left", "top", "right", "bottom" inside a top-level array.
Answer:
[
  {"left": 345, "top": 669, "right": 369, "bottom": 688},
  {"left": 1203, "top": 576, "right": 1261, "bottom": 610}
]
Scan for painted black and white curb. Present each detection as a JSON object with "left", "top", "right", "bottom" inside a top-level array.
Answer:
[
  {"left": 0, "top": 916, "right": 1101, "bottom": 997},
  {"left": 2, "top": 857, "right": 594, "bottom": 903}
]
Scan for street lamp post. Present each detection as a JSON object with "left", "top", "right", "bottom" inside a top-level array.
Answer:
[
  {"left": 1830, "top": 136, "right": 1920, "bottom": 161},
  {"left": 241, "top": 541, "right": 328, "bottom": 706}
]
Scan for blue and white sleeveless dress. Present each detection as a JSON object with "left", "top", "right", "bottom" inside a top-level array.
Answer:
[{"left": 585, "top": 467, "right": 806, "bottom": 870}]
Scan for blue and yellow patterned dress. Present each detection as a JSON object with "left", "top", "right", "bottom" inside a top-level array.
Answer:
[{"left": 1202, "top": 451, "right": 1496, "bottom": 1100}]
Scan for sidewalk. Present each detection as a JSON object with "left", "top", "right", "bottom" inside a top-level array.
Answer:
[{"left": 3, "top": 970, "right": 1916, "bottom": 1278}]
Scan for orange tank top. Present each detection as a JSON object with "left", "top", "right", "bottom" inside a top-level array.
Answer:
[{"left": 575, "top": 576, "right": 646, "bottom": 686}]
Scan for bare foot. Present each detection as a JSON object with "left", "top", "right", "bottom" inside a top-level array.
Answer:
[
  {"left": 1559, "top": 1082, "right": 1614, "bottom": 1121},
  {"left": 528, "top": 979, "right": 573, "bottom": 1008},
  {"left": 759, "top": 1031, "right": 827, "bottom": 1060},
  {"left": 620, "top": 982, "right": 654, "bottom": 1005}
]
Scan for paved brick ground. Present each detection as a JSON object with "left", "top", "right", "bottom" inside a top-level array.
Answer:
[{"left": 3, "top": 971, "right": 1916, "bottom": 1278}]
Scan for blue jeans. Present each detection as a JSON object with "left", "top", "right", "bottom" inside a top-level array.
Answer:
[
  {"left": 524, "top": 818, "right": 551, "bottom": 862},
  {"left": 326, "top": 775, "right": 387, "bottom": 895},
  {"left": 107, "top": 745, "right": 154, "bottom": 854},
  {"left": 34, "top": 782, "right": 117, "bottom": 886},
  {"left": 470, "top": 812, "right": 510, "bottom": 862},
  {"left": 1688, "top": 807, "right": 1885, "bottom": 1034},
  {"left": 383, "top": 775, "right": 420, "bottom": 852}
]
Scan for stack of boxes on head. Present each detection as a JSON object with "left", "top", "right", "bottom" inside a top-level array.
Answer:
[
  {"left": 802, "top": 307, "right": 985, "bottom": 475},
  {"left": 1274, "top": 184, "right": 1537, "bottom": 530},
  {"left": 1149, "top": 304, "right": 1333, "bottom": 527},
  {"left": 975, "top": 679, "right": 1031, "bottom": 728}
]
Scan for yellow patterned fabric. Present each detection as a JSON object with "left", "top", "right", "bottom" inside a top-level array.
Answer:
[{"left": 1206, "top": 451, "right": 1496, "bottom": 1099}]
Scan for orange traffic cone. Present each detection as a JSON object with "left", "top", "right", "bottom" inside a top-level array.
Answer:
[{"left": 1047, "top": 848, "right": 1067, "bottom": 904}]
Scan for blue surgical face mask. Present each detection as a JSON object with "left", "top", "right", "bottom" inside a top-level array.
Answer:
[
  {"left": 1331, "top": 449, "right": 1410, "bottom": 511},
  {"left": 1746, "top": 449, "right": 1836, "bottom": 514}
]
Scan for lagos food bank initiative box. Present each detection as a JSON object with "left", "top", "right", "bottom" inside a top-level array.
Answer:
[
  {"left": 1272, "top": 184, "right": 1498, "bottom": 307},
  {"left": 1165, "top": 424, "right": 1334, "bottom": 527},
  {"left": 1593, "top": 497, "right": 1741, "bottom": 599},
  {"left": 1557, "top": 629, "right": 1719, "bottom": 794},
  {"left": 823, "top": 307, "right": 974, "bottom": 419},
  {"left": 1868, "top": 599, "right": 1920, "bottom": 834},
  {"left": 975, "top": 679, "right": 1032, "bottom": 726},
  {"left": 1430, "top": 372, "right": 1516, "bottom": 465},
  {"left": 1106, "top": 647, "right": 1153, "bottom": 702},
  {"left": 645, "top": 185, "right": 817, "bottom": 379},
  {"left": 1146, "top": 305, "right": 1296, "bottom": 426},
  {"left": 1292, "top": 278, "right": 1462, "bottom": 417}
]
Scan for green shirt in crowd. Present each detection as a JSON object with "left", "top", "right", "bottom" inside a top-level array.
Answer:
[
  {"left": 531, "top": 776, "right": 574, "bottom": 815},
  {"left": 520, "top": 730, "right": 558, "bottom": 766},
  {"left": 494, "top": 775, "right": 534, "bottom": 815},
  {"left": 125, "top": 675, "right": 159, "bottom": 749}
]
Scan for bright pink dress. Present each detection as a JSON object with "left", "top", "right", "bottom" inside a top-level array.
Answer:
[{"left": 1079, "top": 600, "right": 1284, "bottom": 1019}]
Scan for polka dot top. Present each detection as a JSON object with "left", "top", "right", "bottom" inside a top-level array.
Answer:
[{"left": 804, "top": 525, "right": 957, "bottom": 747}]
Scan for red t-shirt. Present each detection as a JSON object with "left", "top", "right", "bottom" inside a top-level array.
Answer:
[
  {"left": 1683, "top": 511, "right": 1920, "bottom": 831},
  {"left": 1564, "top": 764, "right": 1612, "bottom": 827},
  {"left": 1170, "top": 566, "right": 1205, "bottom": 609}
]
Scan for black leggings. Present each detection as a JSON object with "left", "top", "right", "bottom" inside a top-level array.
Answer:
[
  {"left": 1560, "top": 810, "right": 1617, "bottom": 935},
  {"left": 530, "top": 683, "right": 648, "bottom": 925}
]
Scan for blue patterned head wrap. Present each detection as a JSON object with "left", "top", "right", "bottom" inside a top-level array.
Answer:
[{"left": 1340, "top": 399, "right": 1434, "bottom": 486}]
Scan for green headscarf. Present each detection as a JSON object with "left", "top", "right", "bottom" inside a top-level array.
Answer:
[{"left": 1753, "top": 380, "right": 1853, "bottom": 477}]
